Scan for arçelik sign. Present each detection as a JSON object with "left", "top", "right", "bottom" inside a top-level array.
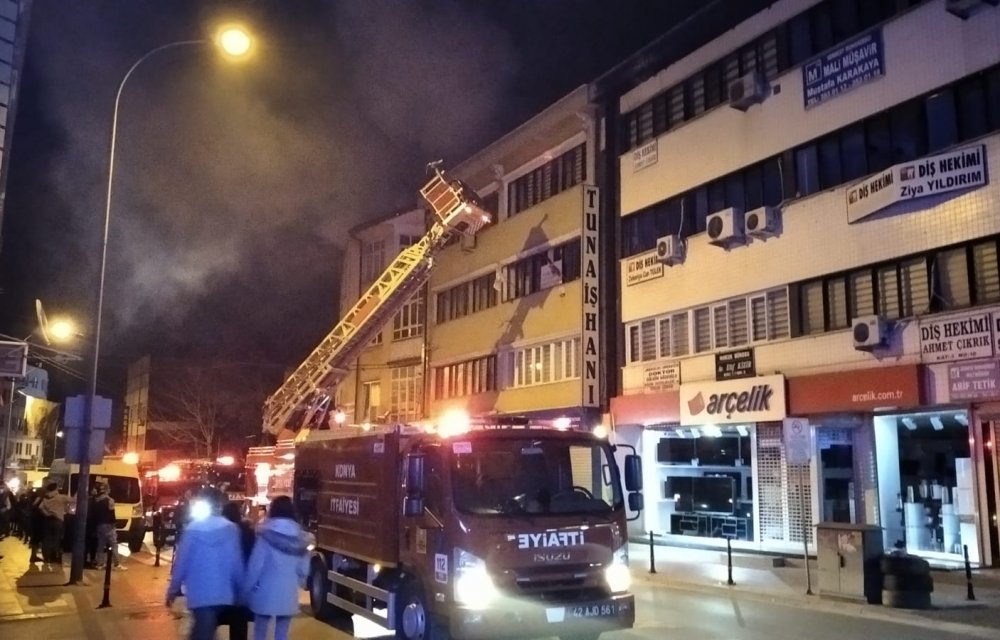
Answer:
[{"left": 679, "top": 374, "right": 786, "bottom": 426}]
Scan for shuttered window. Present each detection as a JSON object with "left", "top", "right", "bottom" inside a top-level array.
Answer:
[
  {"left": 658, "top": 317, "right": 671, "bottom": 358},
  {"left": 694, "top": 307, "right": 712, "bottom": 352},
  {"left": 801, "top": 281, "right": 825, "bottom": 334},
  {"left": 973, "top": 241, "right": 1000, "bottom": 303},
  {"left": 751, "top": 296, "right": 767, "bottom": 342},
  {"left": 935, "top": 248, "right": 970, "bottom": 309},
  {"left": 900, "top": 258, "right": 929, "bottom": 317},
  {"left": 672, "top": 313, "right": 690, "bottom": 356},
  {"left": 849, "top": 270, "right": 875, "bottom": 317},
  {"left": 713, "top": 305, "right": 728, "bottom": 348},
  {"left": 640, "top": 319, "right": 656, "bottom": 361},
  {"left": 729, "top": 299, "right": 749, "bottom": 346},
  {"left": 826, "top": 277, "right": 849, "bottom": 329},
  {"left": 766, "top": 289, "right": 789, "bottom": 339},
  {"left": 878, "top": 265, "right": 900, "bottom": 319}
]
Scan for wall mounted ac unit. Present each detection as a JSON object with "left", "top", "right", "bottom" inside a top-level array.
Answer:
[
  {"left": 728, "top": 71, "right": 767, "bottom": 111},
  {"left": 460, "top": 233, "right": 476, "bottom": 251},
  {"left": 946, "top": 0, "right": 998, "bottom": 19},
  {"left": 656, "top": 234, "right": 685, "bottom": 266},
  {"left": 852, "top": 315, "right": 888, "bottom": 351},
  {"left": 707, "top": 208, "right": 746, "bottom": 248},
  {"left": 745, "top": 206, "right": 781, "bottom": 240}
]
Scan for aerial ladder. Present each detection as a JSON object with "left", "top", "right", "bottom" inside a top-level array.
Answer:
[{"left": 262, "top": 164, "right": 491, "bottom": 439}]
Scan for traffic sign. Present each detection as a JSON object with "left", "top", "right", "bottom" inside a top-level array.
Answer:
[
  {"left": 0, "top": 341, "right": 27, "bottom": 378},
  {"left": 64, "top": 395, "right": 113, "bottom": 429}
]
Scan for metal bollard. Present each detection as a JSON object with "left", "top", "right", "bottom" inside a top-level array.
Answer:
[
  {"left": 726, "top": 537, "right": 735, "bottom": 586},
  {"left": 648, "top": 530, "right": 656, "bottom": 574},
  {"left": 97, "top": 544, "right": 113, "bottom": 608},
  {"left": 964, "top": 544, "right": 976, "bottom": 601}
]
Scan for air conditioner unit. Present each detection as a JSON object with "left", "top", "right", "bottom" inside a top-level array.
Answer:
[
  {"left": 946, "top": 0, "right": 998, "bottom": 19},
  {"left": 728, "top": 71, "right": 767, "bottom": 111},
  {"left": 655, "top": 234, "right": 685, "bottom": 266},
  {"left": 744, "top": 206, "right": 781, "bottom": 240},
  {"left": 852, "top": 315, "right": 888, "bottom": 351},
  {"left": 460, "top": 233, "right": 476, "bottom": 251},
  {"left": 706, "top": 207, "right": 746, "bottom": 248}
]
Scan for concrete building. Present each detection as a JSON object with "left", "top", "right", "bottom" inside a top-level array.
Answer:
[
  {"left": 1, "top": 365, "right": 55, "bottom": 473},
  {"left": 597, "top": 0, "right": 1000, "bottom": 567}
]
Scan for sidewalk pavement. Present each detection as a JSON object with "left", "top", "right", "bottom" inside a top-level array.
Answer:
[{"left": 628, "top": 540, "right": 1000, "bottom": 637}]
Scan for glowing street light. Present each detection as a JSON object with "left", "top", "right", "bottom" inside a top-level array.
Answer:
[
  {"left": 70, "top": 23, "right": 257, "bottom": 585},
  {"left": 47, "top": 318, "right": 77, "bottom": 342}
]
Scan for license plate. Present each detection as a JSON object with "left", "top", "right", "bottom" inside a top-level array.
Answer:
[{"left": 570, "top": 604, "right": 616, "bottom": 618}]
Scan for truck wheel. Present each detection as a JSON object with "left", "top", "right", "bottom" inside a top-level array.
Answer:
[
  {"left": 396, "top": 581, "right": 449, "bottom": 640},
  {"left": 308, "top": 558, "right": 346, "bottom": 622},
  {"left": 128, "top": 526, "right": 146, "bottom": 553}
]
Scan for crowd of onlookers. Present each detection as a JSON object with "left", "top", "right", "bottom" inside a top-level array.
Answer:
[{"left": 0, "top": 479, "right": 122, "bottom": 569}]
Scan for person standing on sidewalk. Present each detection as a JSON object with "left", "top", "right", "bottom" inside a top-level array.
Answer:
[
  {"left": 38, "top": 482, "right": 72, "bottom": 564},
  {"left": 93, "top": 481, "right": 124, "bottom": 570},
  {"left": 166, "top": 488, "right": 244, "bottom": 640},
  {"left": 219, "top": 501, "right": 255, "bottom": 640},
  {"left": 241, "top": 496, "right": 310, "bottom": 640}
]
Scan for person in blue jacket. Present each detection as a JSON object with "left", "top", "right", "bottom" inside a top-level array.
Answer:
[
  {"left": 166, "top": 487, "right": 245, "bottom": 640},
  {"left": 242, "top": 496, "right": 310, "bottom": 640}
]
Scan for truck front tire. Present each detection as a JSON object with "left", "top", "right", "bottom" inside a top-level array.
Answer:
[{"left": 396, "top": 581, "right": 449, "bottom": 640}]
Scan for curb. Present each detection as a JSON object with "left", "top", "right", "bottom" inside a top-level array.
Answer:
[{"left": 639, "top": 574, "right": 1000, "bottom": 639}]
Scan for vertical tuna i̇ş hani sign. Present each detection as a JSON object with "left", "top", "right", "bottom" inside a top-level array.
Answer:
[
  {"left": 803, "top": 27, "right": 884, "bottom": 109},
  {"left": 581, "top": 185, "right": 600, "bottom": 408}
]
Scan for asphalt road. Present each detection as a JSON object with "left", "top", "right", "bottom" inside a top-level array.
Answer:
[{"left": 1, "top": 577, "right": 986, "bottom": 640}]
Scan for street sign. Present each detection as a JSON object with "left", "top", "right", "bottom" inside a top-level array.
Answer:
[
  {"left": 783, "top": 417, "right": 813, "bottom": 465},
  {"left": 64, "top": 395, "right": 113, "bottom": 429},
  {"left": 64, "top": 428, "right": 106, "bottom": 465},
  {"left": 0, "top": 341, "right": 27, "bottom": 378}
]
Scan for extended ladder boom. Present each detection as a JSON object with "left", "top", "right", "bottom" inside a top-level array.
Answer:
[{"left": 262, "top": 166, "right": 490, "bottom": 436}]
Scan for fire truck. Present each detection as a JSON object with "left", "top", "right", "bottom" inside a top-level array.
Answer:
[
  {"left": 259, "top": 166, "right": 644, "bottom": 639},
  {"left": 145, "top": 458, "right": 246, "bottom": 545}
]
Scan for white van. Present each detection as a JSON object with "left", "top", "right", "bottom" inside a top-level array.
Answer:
[{"left": 48, "top": 456, "right": 146, "bottom": 552}]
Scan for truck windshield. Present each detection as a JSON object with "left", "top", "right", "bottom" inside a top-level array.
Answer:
[
  {"left": 451, "top": 438, "right": 622, "bottom": 516},
  {"left": 70, "top": 474, "right": 141, "bottom": 504}
]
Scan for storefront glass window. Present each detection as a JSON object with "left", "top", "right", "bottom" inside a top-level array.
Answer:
[
  {"left": 644, "top": 425, "right": 754, "bottom": 542},
  {"left": 875, "top": 412, "right": 980, "bottom": 565}
]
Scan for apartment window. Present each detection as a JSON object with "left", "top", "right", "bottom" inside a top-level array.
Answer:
[
  {"left": 390, "top": 365, "right": 423, "bottom": 422},
  {"left": 972, "top": 240, "right": 1000, "bottom": 304},
  {"left": 501, "top": 239, "right": 581, "bottom": 303},
  {"left": 361, "top": 240, "right": 385, "bottom": 284},
  {"left": 435, "top": 355, "right": 496, "bottom": 400},
  {"left": 899, "top": 257, "right": 929, "bottom": 317},
  {"left": 926, "top": 89, "right": 959, "bottom": 152},
  {"left": 393, "top": 292, "right": 424, "bottom": 340},
  {"left": 826, "top": 277, "right": 849, "bottom": 330},
  {"left": 512, "top": 338, "right": 580, "bottom": 388},
  {"left": 694, "top": 307, "right": 712, "bottom": 353},
  {"left": 508, "top": 144, "right": 586, "bottom": 216},
  {"left": 361, "top": 381, "right": 381, "bottom": 422}
]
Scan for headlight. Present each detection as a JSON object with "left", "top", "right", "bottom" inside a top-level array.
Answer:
[
  {"left": 604, "top": 545, "right": 631, "bottom": 594},
  {"left": 190, "top": 499, "right": 211, "bottom": 521},
  {"left": 453, "top": 548, "right": 498, "bottom": 610},
  {"left": 132, "top": 504, "right": 144, "bottom": 518}
]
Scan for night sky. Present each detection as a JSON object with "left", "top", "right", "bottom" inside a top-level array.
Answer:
[{"left": 0, "top": 0, "right": 701, "bottom": 401}]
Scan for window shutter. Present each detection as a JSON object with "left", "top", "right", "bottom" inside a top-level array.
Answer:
[
  {"left": 900, "top": 258, "right": 929, "bottom": 316},
  {"left": 826, "top": 278, "right": 849, "bottom": 329},
  {"left": 672, "top": 312, "right": 690, "bottom": 356},
  {"left": 934, "top": 247, "right": 970, "bottom": 309},
  {"left": 877, "top": 266, "right": 900, "bottom": 319},
  {"left": 640, "top": 319, "right": 657, "bottom": 361},
  {"left": 694, "top": 308, "right": 712, "bottom": 352},
  {"left": 973, "top": 241, "right": 1000, "bottom": 303},
  {"left": 801, "top": 281, "right": 825, "bottom": 334},
  {"left": 658, "top": 317, "right": 672, "bottom": 358},
  {"left": 849, "top": 271, "right": 874, "bottom": 318},
  {"left": 713, "top": 305, "right": 729, "bottom": 349},
  {"left": 751, "top": 296, "right": 767, "bottom": 342},
  {"left": 728, "top": 299, "right": 749, "bottom": 346},
  {"left": 766, "top": 289, "right": 789, "bottom": 339},
  {"left": 628, "top": 325, "right": 640, "bottom": 363}
]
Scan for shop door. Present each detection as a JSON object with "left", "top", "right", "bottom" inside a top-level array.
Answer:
[
  {"left": 818, "top": 429, "right": 855, "bottom": 523},
  {"left": 985, "top": 421, "right": 999, "bottom": 565}
]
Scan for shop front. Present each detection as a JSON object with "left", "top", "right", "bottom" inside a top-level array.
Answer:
[{"left": 790, "top": 362, "right": 992, "bottom": 567}]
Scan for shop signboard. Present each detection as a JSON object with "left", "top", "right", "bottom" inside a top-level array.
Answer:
[
  {"left": 680, "top": 374, "right": 786, "bottom": 426},
  {"left": 782, "top": 417, "right": 812, "bottom": 465},
  {"left": 715, "top": 348, "right": 755, "bottom": 381},
  {"left": 643, "top": 362, "right": 680, "bottom": 392},
  {"left": 0, "top": 340, "right": 27, "bottom": 378},
  {"left": 788, "top": 365, "right": 922, "bottom": 414},
  {"left": 803, "top": 27, "right": 884, "bottom": 109},
  {"left": 948, "top": 360, "right": 1000, "bottom": 402},
  {"left": 848, "top": 144, "right": 988, "bottom": 223},
  {"left": 632, "top": 139, "right": 658, "bottom": 172},
  {"left": 625, "top": 251, "right": 664, "bottom": 286},
  {"left": 919, "top": 307, "right": 996, "bottom": 363}
]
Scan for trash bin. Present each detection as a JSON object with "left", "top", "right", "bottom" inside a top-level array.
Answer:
[{"left": 816, "top": 522, "right": 883, "bottom": 604}]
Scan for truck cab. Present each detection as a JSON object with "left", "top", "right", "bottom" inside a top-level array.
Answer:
[{"left": 296, "top": 424, "right": 643, "bottom": 640}]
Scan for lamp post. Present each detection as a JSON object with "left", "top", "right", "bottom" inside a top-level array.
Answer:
[{"left": 68, "top": 26, "right": 254, "bottom": 585}]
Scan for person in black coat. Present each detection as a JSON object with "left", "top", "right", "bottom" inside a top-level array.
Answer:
[{"left": 219, "top": 501, "right": 255, "bottom": 640}]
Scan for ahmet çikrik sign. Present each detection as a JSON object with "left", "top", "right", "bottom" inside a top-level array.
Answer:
[
  {"left": 803, "top": 28, "right": 884, "bottom": 109},
  {"left": 847, "top": 144, "right": 988, "bottom": 223}
]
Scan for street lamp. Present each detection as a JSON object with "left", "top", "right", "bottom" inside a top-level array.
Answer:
[{"left": 69, "top": 25, "right": 254, "bottom": 585}]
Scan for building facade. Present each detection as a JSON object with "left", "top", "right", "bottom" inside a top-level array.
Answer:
[
  {"left": 600, "top": 0, "right": 1000, "bottom": 567},
  {"left": 1, "top": 365, "right": 54, "bottom": 474}
]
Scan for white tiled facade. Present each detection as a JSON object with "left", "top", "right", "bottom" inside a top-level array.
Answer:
[{"left": 610, "top": 0, "right": 1000, "bottom": 566}]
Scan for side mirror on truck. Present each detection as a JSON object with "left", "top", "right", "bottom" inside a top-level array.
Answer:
[
  {"left": 403, "top": 453, "right": 425, "bottom": 518},
  {"left": 624, "top": 454, "right": 643, "bottom": 492}
]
